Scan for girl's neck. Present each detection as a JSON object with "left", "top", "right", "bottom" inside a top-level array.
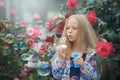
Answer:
[{"left": 71, "top": 41, "right": 81, "bottom": 53}]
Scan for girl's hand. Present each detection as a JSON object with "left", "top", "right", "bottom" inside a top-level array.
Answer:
[
  {"left": 59, "top": 47, "right": 67, "bottom": 61},
  {"left": 58, "top": 37, "right": 67, "bottom": 61},
  {"left": 74, "top": 57, "right": 84, "bottom": 67},
  {"left": 56, "top": 44, "right": 67, "bottom": 61}
]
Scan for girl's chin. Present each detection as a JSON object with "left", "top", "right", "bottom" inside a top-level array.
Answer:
[{"left": 68, "top": 39, "right": 75, "bottom": 42}]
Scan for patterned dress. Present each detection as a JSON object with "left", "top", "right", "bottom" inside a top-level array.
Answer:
[{"left": 52, "top": 51, "right": 101, "bottom": 80}]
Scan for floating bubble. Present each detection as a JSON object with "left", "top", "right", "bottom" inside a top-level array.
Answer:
[{"left": 37, "top": 61, "right": 51, "bottom": 76}]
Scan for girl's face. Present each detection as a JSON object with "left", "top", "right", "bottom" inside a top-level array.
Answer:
[{"left": 66, "top": 18, "right": 79, "bottom": 42}]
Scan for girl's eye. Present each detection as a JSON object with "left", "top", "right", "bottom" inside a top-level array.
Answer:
[
  {"left": 66, "top": 27, "right": 70, "bottom": 29},
  {"left": 73, "top": 27, "right": 77, "bottom": 30}
]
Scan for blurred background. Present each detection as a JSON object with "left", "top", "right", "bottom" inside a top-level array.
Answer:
[
  {"left": 0, "top": 0, "right": 120, "bottom": 80},
  {"left": 0, "top": 0, "right": 59, "bottom": 22}
]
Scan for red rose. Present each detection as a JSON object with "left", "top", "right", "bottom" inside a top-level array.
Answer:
[
  {"left": 65, "top": 13, "right": 72, "bottom": 18},
  {"left": 66, "top": 0, "right": 78, "bottom": 9},
  {"left": 56, "top": 21, "right": 65, "bottom": 34},
  {"left": 95, "top": 41, "right": 113, "bottom": 58},
  {"left": 45, "top": 36, "right": 51, "bottom": 42},
  {"left": 86, "top": 10, "right": 96, "bottom": 25},
  {"left": 0, "top": 24, "right": 3, "bottom": 31}
]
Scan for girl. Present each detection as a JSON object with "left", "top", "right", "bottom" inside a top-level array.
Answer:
[{"left": 51, "top": 14, "right": 101, "bottom": 80}]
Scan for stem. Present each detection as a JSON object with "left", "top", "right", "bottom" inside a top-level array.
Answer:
[{"left": 29, "top": 73, "right": 33, "bottom": 80}]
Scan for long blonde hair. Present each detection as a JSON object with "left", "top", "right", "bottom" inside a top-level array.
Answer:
[{"left": 51, "top": 14, "right": 98, "bottom": 65}]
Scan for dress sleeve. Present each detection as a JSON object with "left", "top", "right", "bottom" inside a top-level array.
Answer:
[
  {"left": 80, "top": 51, "right": 101, "bottom": 80},
  {"left": 52, "top": 56, "right": 66, "bottom": 79}
]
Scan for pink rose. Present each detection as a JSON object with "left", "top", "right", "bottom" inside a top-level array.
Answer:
[
  {"left": 45, "top": 19, "right": 54, "bottom": 31},
  {"left": 32, "top": 13, "right": 41, "bottom": 19},
  {"left": 66, "top": 0, "right": 78, "bottom": 9},
  {"left": 30, "top": 43, "right": 35, "bottom": 49},
  {"left": 17, "top": 33, "right": 26, "bottom": 38},
  {"left": 6, "top": 23, "right": 12, "bottom": 28},
  {"left": 95, "top": 41, "right": 113, "bottom": 58},
  {"left": 25, "top": 39, "right": 34, "bottom": 46},
  {"left": 10, "top": 9, "right": 16, "bottom": 14},
  {"left": 27, "top": 26, "right": 41, "bottom": 39},
  {"left": 53, "top": 16, "right": 60, "bottom": 20},
  {"left": 33, "top": 26, "right": 41, "bottom": 35},
  {"left": 27, "top": 28, "right": 34, "bottom": 36},
  {"left": 20, "top": 23, "right": 27, "bottom": 28},
  {"left": 0, "top": 1, "right": 4, "bottom": 7},
  {"left": 25, "top": 39, "right": 35, "bottom": 48},
  {"left": 86, "top": 10, "right": 96, "bottom": 25},
  {"left": 14, "top": 77, "right": 20, "bottom": 80},
  {"left": 39, "top": 45, "right": 48, "bottom": 54}
]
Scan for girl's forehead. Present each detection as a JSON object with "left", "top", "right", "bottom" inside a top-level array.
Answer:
[
  {"left": 68, "top": 18, "right": 77, "bottom": 22},
  {"left": 67, "top": 18, "right": 78, "bottom": 26}
]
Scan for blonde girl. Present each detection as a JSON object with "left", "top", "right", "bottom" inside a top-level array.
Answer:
[{"left": 51, "top": 14, "right": 101, "bottom": 80}]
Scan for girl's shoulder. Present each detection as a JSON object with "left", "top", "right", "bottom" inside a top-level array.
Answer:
[
  {"left": 88, "top": 48, "right": 96, "bottom": 53},
  {"left": 86, "top": 49, "right": 96, "bottom": 61},
  {"left": 87, "top": 48, "right": 96, "bottom": 55}
]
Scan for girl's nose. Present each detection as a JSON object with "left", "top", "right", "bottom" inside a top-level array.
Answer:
[{"left": 69, "top": 28, "right": 72, "bottom": 33}]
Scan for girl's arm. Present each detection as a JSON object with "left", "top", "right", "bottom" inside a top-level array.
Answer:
[
  {"left": 80, "top": 51, "right": 101, "bottom": 80},
  {"left": 52, "top": 56, "right": 66, "bottom": 79}
]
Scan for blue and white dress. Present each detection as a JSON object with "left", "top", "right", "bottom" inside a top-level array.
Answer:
[{"left": 52, "top": 51, "right": 101, "bottom": 80}]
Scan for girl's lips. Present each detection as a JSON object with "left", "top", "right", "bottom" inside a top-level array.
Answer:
[{"left": 68, "top": 35, "right": 72, "bottom": 38}]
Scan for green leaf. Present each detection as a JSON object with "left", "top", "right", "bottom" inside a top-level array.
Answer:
[
  {"left": 81, "top": 1, "right": 87, "bottom": 8},
  {"left": 115, "top": 11, "right": 120, "bottom": 17},
  {"left": 0, "top": 33, "right": 6, "bottom": 37},
  {"left": 112, "top": 54, "right": 120, "bottom": 61},
  {"left": 86, "top": 0, "right": 94, "bottom": 6},
  {"left": 53, "top": 18, "right": 65, "bottom": 27}
]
